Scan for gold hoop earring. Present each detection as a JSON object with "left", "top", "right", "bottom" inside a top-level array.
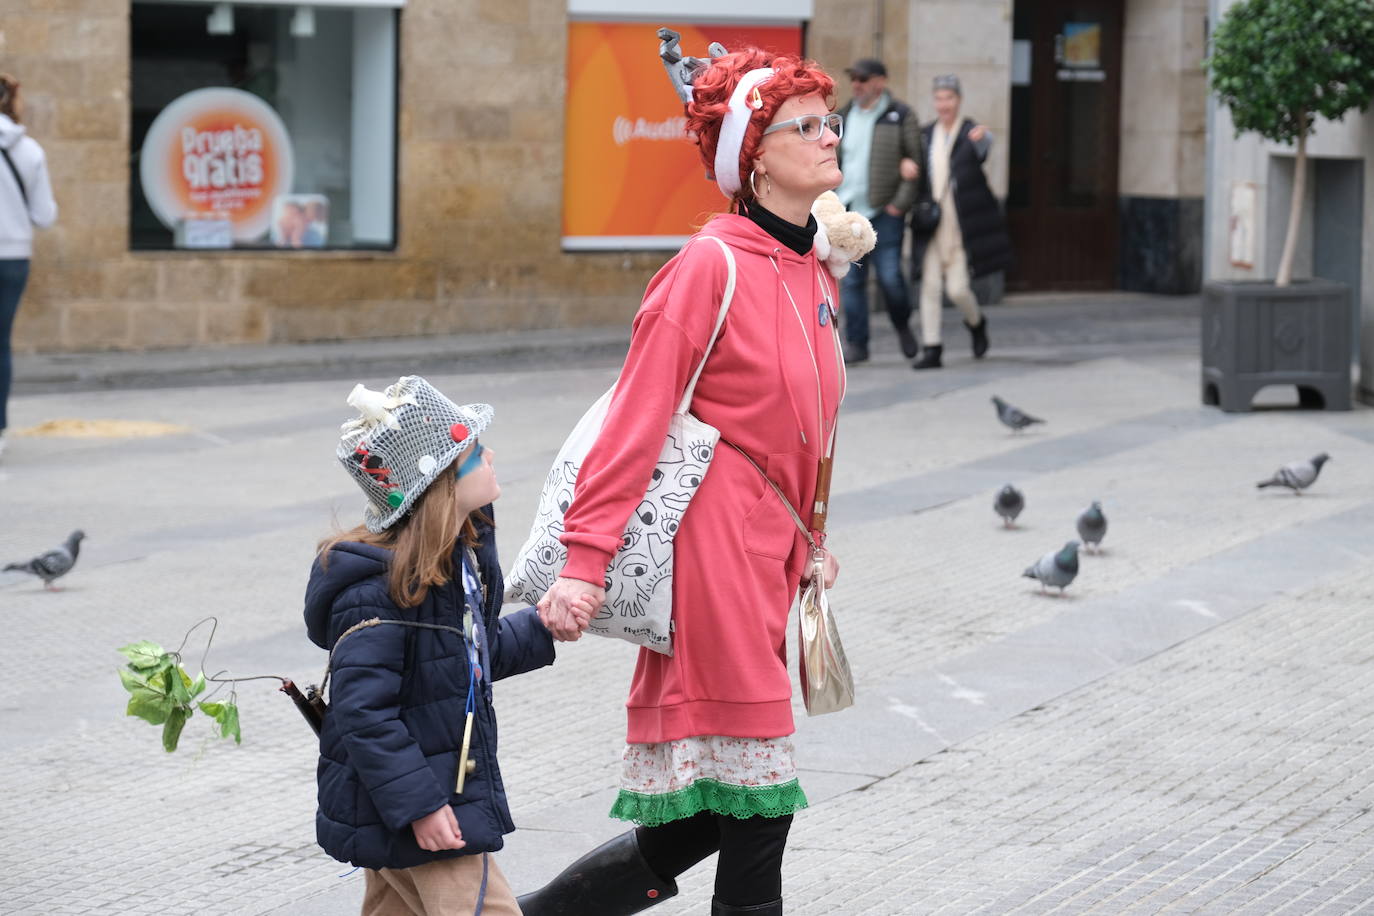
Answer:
[{"left": 749, "top": 170, "right": 771, "bottom": 198}]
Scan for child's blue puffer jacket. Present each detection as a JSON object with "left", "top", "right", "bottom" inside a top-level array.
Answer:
[{"left": 303, "top": 508, "right": 555, "bottom": 870}]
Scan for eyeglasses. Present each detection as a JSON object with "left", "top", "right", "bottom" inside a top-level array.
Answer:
[
  {"left": 851, "top": 75, "right": 873, "bottom": 84},
  {"left": 454, "top": 441, "right": 485, "bottom": 478},
  {"left": 762, "top": 113, "right": 843, "bottom": 142}
]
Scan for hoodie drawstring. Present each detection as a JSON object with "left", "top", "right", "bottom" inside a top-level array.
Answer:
[{"left": 771, "top": 254, "right": 824, "bottom": 447}]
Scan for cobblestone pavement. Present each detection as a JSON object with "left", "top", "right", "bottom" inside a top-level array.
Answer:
[{"left": 2, "top": 297, "right": 1373, "bottom": 914}]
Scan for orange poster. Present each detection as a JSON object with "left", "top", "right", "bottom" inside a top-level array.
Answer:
[{"left": 563, "top": 21, "right": 803, "bottom": 248}]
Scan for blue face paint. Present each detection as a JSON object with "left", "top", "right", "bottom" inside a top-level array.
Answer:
[{"left": 454, "top": 441, "right": 485, "bottom": 479}]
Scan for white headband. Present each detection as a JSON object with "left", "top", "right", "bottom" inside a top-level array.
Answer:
[{"left": 712, "top": 67, "right": 775, "bottom": 198}]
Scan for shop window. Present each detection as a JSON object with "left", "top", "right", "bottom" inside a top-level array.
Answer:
[{"left": 130, "top": 1, "right": 398, "bottom": 251}]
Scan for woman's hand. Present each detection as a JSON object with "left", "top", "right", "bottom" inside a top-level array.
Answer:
[
  {"left": 899, "top": 157, "right": 919, "bottom": 182},
  {"left": 411, "top": 804, "right": 464, "bottom": 851},
  {"left": 538, "top": 576, "right": 605, "bottom": 641},
  {"left": 802, "top": 549, "right": 841, "bottom": 589}
]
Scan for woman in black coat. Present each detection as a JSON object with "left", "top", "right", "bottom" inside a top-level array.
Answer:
[{"left": 905, "top": 74, "right": 1012, "bottom": 369}]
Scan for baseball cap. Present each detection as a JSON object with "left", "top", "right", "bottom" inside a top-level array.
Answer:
[{"left": 846, "top": 58, "right": 887, "bottom": 80}]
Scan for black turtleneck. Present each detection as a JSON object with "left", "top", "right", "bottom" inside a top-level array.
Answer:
[{"left": 742, "top": 201, "right": 817, "bottom": 257}]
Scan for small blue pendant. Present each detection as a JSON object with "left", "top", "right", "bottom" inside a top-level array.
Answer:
[{"left": 817, "top": 302, "right": 829, "bottom": 326}]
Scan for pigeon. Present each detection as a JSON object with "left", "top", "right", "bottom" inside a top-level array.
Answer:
[
  {"left": 5, "top": 529, "right": 85, "bottom": 590},
  {"left": 1076, "top": 500, "right": 1108, "bottom": 553},
  {"left": 1023, "top": 540, "right": 1079, "bottom": 594},
  {"left": 991, "top": 396, "right": 1045, "bottom": 432},
  {"left": 994, "top": 484, "right": 1025, "bottom": 528},
  {"left": 1256, "top": 453, "right": 1330, "bottom": 494}
]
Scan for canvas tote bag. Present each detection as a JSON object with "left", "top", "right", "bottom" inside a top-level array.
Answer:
[{"left": 505, "top": 236, "right": 737, "bottom": 655}]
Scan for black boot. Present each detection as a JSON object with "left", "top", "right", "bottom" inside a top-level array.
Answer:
[
  {"left": 966, "top": 316, "right": 989, "bottom": 359},
  {"left": 912, "top": 344, "right": 943, "bottom": 370},
  {"left": 896, "top": 323, "right": 920, "bottom": 359},
  {"left": 712, "top": 899, "right": 783, "bottom": 915},
  {"left": 516, "top": 831, "right": 678, "bottom": 915}
]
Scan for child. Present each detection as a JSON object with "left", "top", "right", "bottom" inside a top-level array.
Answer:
[{"left": 304, "top": 376, "right": 586, "bottom": 915}]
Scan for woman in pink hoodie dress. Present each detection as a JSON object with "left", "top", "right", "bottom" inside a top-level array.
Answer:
[{"left": 519, "top": 47, "right": 847, "bottom": 916}]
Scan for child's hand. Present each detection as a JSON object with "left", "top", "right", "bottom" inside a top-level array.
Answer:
[
  {"left": 411, "top": 804, "right": 465, "bottom": 852},
  {"left": 539, "top": 577, "right": 604, "bottom": 641},
  {"left": 570, "top": 594, "right": 600, "bottom": 625}
]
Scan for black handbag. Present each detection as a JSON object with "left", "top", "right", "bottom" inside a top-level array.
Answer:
[{"left": 911, "top": 199, "right": 941, "bottom": 232}]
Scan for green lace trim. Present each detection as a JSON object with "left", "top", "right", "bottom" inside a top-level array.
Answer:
[{"left": 610, "top": 778, "right": 809, "bottom": 827}]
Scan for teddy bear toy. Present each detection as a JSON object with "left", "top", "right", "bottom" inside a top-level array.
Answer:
[{"left": 811, "top": 190, "right": 877, "bottom": 279}]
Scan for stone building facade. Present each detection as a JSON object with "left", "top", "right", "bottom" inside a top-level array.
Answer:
[{"left": 5, "top": 0, "right": 1206, "bottom": 353}]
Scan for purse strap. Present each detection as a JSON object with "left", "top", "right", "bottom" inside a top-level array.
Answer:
[
  {"left": 725, "top": 441, "right": 815, "bottom": 550},
  {"left": 675, "top": 235, "right": 738, "bottom": 414},
  {"left": 1, "top": 146, "right": 29, "bottom": 209},
  {"left": 722, "top": 257, "right": 845, "bottom": 551}
]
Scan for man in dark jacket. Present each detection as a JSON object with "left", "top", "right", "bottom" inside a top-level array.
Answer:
[{"left": 834, "top": 58, "right": 922, "bottom": 365}]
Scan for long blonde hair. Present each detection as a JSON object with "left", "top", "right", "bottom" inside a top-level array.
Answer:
[{"left": 319, "top": 471, "right": 484, "bottom": 609}]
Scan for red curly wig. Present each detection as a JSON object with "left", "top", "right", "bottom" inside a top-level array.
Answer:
[{"left": 685, "top": 48, "right": 835, "bottom": 210}]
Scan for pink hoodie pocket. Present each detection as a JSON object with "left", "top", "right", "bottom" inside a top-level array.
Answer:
[{"left": 742, "top": 485, "right": 796, "bottom": 561}]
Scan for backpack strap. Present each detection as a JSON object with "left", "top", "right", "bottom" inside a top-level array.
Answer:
[{"left": 319, "top": 617, "right": 466, "bottom": 698}]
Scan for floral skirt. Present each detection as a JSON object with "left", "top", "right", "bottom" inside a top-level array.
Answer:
[{"left": 609, "top": 735, "right": 809, "bottom": 827}]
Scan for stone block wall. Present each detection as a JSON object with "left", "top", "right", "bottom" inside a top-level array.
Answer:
[
  {"left": 4, "top": 0, "right": 1028, "bottom": 353},
  {"left": 6, "top": 0, "right": 752, "bottom": 353}
]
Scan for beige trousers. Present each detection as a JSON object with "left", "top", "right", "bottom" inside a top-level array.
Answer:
[
  {"left": 362, "top": 854, "right": 521, "bottom": 916},
  {"left": 918, "top": 217, "right": 982, "bottom": 346}
]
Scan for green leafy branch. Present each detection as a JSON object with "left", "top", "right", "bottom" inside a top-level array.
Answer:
[{"left": 117, "top": 617, "right": 286, "bottom": 753}]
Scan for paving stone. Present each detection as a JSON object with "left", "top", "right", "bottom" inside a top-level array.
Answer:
[{"left": 4, "top": 300, "right": 1374, "bottom": 914}]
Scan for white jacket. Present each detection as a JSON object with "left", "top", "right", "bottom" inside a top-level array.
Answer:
[{"left": 0, "top": 113, "right": 58, "bottom": 258}]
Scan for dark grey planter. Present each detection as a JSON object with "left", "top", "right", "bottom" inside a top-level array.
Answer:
[{"left": 1201, "top": 279, "right": 1353, "bottom": 411}]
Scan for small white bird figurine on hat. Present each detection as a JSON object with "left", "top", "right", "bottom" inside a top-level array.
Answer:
[{"left": 342, "top": 382, "right": 416, "bottom": 432}]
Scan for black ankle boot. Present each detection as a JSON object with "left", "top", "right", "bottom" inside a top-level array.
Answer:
[
  {"left": 897, "top": 323, "right": 919, "bottom": 359},
  {"left": 516, "top": 831, "right": 677, "bottom": 915},
  {"left": 912, "top": 344, "right": 943, "bottom": 370},
  {"left": 712, "top": 899, "right": 783, "bottom": 915},
  {"left": 966, "top": 316, "right": 989, "bottom": 358}
]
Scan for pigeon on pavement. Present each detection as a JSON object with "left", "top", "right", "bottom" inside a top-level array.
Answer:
[
  {"left": 994, "top": 484, "right": 1025, "bottom": 528},
  {"left": 5, "top": 530, "right": 85, "bottom": 590},
  {"left": 1023, "top": 540, "right": 1079, "bottom": 594},
  {"left": 991, "top": 396, "right": 1045, "bottom": 432},
  {"left": 1076, "top": 500, "right": 1108, "bottom": 552},
  {"left": 1256, "top": 453, "right": 1330, "bottom": 494}
]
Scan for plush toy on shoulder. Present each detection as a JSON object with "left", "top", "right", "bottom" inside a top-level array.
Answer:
[{"left": 811, "top": 190, "right": 877, "bottom": 279}]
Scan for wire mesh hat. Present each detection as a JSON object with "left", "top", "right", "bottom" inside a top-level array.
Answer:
[{"left": 336, "top": 376, "right": 493, "bottom": 533}]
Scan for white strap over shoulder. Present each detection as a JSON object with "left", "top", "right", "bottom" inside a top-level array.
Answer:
[{"left": 676, "top": 236, "right": 738, "bottom": 415}]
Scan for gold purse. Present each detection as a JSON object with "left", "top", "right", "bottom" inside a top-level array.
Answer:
[
  {"left": 797, "top": 543, "right": 855, "bottom": 716},
  {"left": 727, "top": 448, "right": 855, "bottom": 717}
]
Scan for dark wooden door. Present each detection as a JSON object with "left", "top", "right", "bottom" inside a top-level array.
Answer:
[{"left": 1005, "top": 0, "right": 1124, "bottom": 290}]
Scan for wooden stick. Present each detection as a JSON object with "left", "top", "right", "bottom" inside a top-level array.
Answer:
[{"left": 455, "top": 711, "right": 475, "bottom": 793}]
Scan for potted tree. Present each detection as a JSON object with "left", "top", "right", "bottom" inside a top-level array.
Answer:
[{"left": 1201, "top": 0, "right": 1373, "bottom": 411}]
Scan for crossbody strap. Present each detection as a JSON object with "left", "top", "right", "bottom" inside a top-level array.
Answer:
[
  {"left": 1, "top": 146, "right": 29, "bottom": 210},
  {"left": 724, "top": 440, "right": 814, "bottom": 550},
  {"left": 723, "top": 259, "right": 845, "bottom": 547},
  {"left": 675, "top": 235, "right": 738, "bottom": 414},
  {"left": 319, "top": 617, "right": 467, "bottom": 698}
]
